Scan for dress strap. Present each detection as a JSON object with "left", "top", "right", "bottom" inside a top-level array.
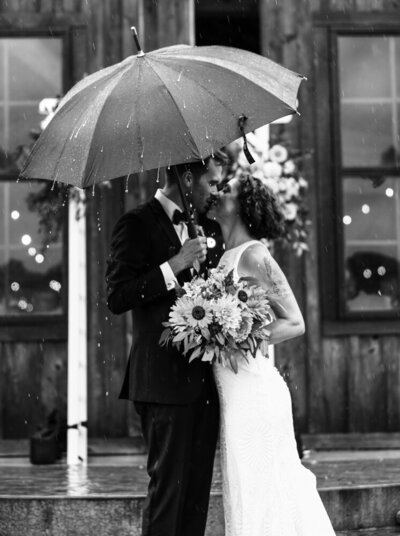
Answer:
[{"left": 232, "top": 240, "right": 260, "bottom": 279}]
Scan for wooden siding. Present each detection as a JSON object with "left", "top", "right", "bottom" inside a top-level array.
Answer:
[{"left": 1, "top": 0, "right": 400, "bottom": 439}]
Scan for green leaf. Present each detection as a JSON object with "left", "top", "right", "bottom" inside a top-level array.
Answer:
[
  {"left": 201, "top": 327, "right": 211, "bottom": 341},
  {"left": 173, "top": 331, "right": 188, "bottom": 343},
  {"left": 159, "top": 327, "right": 171, "bottom": 346},
  {"left": 228, "top": 352, "right": 238, "bottom": 374},
  {"left": 260, "top": 339, "right": 269, "bottom": 356},
  {"left": 189, "top": 346, "right": 202, "bottom": 362},
  {"left": 216, "top": 332, "right": 225, "bottom": 345}
]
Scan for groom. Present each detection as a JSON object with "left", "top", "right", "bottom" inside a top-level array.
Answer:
[{"left": 106, "top": 151, "right": 226, "bottom": 536}]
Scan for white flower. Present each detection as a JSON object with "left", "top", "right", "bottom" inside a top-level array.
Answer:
[
  {"left": 282, "top": 177, "right": 300, "bottom": 200},
  {"left": 299, "top": 176, "right": 308, "bottom": 189},
  {"left": 263, "top": 161, "right": 282, "bottom": 178},
  {"left": 282, "top": 202, "right": 298, "bottom": 221},
  {"left": 283, "top": 159, "right": 296, "bottom": 174},
  {"left": 182, "top": 277, "right": 206, "bottom": 298},
  {"left": 262, "top": 177, "right": 280, "bottom": 194},
  {"left": 269, "top": 144, "right": 288, "bottom": 163},
  {"left": 213, "top": 295, "right": 242, "bottom": 333}
]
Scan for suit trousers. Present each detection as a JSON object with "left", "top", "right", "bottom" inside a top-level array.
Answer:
[{"left": 135, "top": 386, "right": 219, "bottom": 536}]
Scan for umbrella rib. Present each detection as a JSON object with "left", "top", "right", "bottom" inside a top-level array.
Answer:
[
  {"left": 145, "top": 59, "right": 205, "bottom": 158},
  {"left": 148, "top": 57, "right": 296, "bottom": 145},
  {"left": 78, "top": 64, "right": 134, "bottom": 187}
]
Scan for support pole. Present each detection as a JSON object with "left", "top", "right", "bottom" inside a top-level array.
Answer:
[{"left": 67, "top": 190, "right": 87, "bottom": 465}]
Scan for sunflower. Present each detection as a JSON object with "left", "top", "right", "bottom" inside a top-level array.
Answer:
[
  {"left": 169, "top": 296, "right": 193, "bottom": 331},
  {"left": 186, "top": 297, "right": 213, "bottom": 329},
  {"left": 235, "top": 311, "right": 253, "bottom": 342}
]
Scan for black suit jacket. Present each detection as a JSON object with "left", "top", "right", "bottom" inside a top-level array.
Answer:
[{"left": 106, "top": 198, "right": 222, "bottom": 404}]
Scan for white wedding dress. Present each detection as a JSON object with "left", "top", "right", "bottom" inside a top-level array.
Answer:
[{"left": 213, "top": 241, "right": 336, "bottom": 536}]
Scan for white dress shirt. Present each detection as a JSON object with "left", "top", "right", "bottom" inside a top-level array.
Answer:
[{"left": 155, "top": 189, "right": 188, "bottom": 291}]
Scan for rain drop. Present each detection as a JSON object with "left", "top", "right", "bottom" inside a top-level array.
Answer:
[
  {"left": 177, "top": 70, "right": 183, "bottom": 82},
  {"left": 156, "top": 167, "right": 160, "bottom": 183},
  {"left": 92, "top": 184, "right": 95, "bottom": 197},
  {"left": 51, "top": 178, "right": 57, "bottom": 191},
  {"left": 125, "top": 175, "right": 129, "bottom": 193}
]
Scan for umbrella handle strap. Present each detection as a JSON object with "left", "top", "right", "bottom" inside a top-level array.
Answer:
[{"left": 238, "top": 115, "right": 255, "bottom": 165}]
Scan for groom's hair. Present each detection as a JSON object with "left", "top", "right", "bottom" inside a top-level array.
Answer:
[{"left": 165, "top": 149, "right": 228, "bottom": 185}]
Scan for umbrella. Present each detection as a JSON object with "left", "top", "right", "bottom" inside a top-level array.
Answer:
[{"left": 20, "top": 28, "right": 305, "bottom": 190}]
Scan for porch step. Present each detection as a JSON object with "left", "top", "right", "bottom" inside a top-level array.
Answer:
[
  {"left": 0, "top": 455, "right": 400, "bottom": 535},
  {"left": 302, "top": 433, "right": 400, "bottom": 451},
  {"left": 337, "top": 529, "right": 400, "bottom": 535}
]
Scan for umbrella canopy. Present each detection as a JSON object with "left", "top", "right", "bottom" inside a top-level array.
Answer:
[{"left": 20, "top": 42, "right": 304, "bottom": 189}]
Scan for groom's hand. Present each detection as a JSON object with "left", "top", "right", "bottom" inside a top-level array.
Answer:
[{"left": 168, "top": 236, "right": 207, "bottom": 275}]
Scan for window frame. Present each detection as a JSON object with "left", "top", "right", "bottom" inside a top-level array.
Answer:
[
  {"left": 315, "top": 17, "right": 400, "bottom": 336},
  {"left": 0, "top": 28, "right": 71, "bottom": 340}
]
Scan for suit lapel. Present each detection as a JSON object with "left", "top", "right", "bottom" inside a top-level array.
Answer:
[
  {"left": 148, "top": 198, "right": 182, "bottom": 252},
  {"left": 148, "top": 198, "right": 193, "bottom": 285}
]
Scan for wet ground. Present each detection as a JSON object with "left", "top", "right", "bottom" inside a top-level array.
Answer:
[{"left": 1, "top": 450, "right": 400, "bottom": 497}]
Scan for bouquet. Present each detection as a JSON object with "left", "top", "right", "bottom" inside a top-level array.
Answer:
[{"left": 159, "top": 266, "right": 273, "bottom": 373}]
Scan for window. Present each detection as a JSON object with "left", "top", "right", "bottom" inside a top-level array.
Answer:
[
  {"left": 317, "top": 27, "right": 400, "bottom": 333},
  {"left": 0, "top": 35, "right": 66, "bottom": 325}
]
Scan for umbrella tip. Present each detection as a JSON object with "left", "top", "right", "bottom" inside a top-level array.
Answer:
[{"left": 131, "top": 26, "right": 145, "bottom": 57}]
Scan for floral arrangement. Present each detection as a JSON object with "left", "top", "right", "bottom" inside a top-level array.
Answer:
[
  {"left": 159, "top": 266, "right": 273, "bottom": 373},
  {"left": 227, "top": 132, "right": 310, "bottom": 256}
]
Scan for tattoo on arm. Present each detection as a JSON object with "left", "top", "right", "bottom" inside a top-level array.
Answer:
[{"left": 262, "top": 256, "right": 292, "bottom": 298}]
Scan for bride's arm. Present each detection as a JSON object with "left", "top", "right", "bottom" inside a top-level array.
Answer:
[{"left": 237, "top": 244, "right": 305, "bottom": 345}]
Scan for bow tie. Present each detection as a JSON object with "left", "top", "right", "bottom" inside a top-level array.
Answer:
[{"left": 172, "top": 210, "right": 188, "bottom": 225}]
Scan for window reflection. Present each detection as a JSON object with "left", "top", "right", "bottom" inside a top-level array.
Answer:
[
  {"left": 343, "top": 177, "right": 400, "bottom": 313},
  {"left": 338, "top": 35, "right": 400, "bottom": 168},
  {"left": 0, "top": 37, "right": 62, "bottom": 175},
  {"left": 0, "top": 181, "right": 64, "bottom": 316}
]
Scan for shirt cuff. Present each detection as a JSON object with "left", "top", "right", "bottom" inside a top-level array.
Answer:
[{"left": 160, "top": 262, "right": 178, "bottom": 291}]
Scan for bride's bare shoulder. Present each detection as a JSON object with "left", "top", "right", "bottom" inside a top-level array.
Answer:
[{"left": 238, "top": 241, "right": 272, "bottom": 275}]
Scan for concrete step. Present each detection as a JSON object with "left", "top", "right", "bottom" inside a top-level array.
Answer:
[
  {"left": 1, "top": 452, "right": 400, "bottom": 535},
  {"left": 1, "top": 487, "right": 400, "bottom": 536},
  {"left": 337, "top": 529, "right": 400, "bottom": 536}
]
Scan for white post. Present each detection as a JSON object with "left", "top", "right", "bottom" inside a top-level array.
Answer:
[{"left": 67, "top": 190, "right": 87, "bottom": 464}]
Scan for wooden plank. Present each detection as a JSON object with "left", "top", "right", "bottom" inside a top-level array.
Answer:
[
  {"left": 302, "top": 432, "right": 400, "bottom": 450},
  {"left": 348, "top": 336, "right": 387, "bottom": 432},
  {"left": 1, "top": 342, "right": 43, "bottom": 438},
  {"left": 86, "top": 182, "right": 129, "bottom": 438},
  {"left": 384, "top": 336, "right": 400, "bottom": 432},
  {"left": 0, "top": 341, "right": 67, "bottom": 440},
  {"left": 318, "top": 338, "right": 349, "bottom": 432},
  {"left": 308, "top": 25, "right": 334, "bottom": 433}
]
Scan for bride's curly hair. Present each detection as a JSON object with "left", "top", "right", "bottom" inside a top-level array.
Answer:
[{"left": 237, "top": 175, "right": 285, "bottom": 240}]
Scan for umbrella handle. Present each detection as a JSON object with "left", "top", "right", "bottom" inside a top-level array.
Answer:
[{"left": 173, "top": 166, "right": 198, "bottom": 238}]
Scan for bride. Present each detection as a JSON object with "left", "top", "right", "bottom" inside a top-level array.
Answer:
[{"left": 206, "top": 175, "right": 336, "bottom": 536}]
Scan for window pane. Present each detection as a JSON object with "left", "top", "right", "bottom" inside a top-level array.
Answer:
[
  {"left": 8, "top": 39, "right": 62, "bottom": 101},
  {"left": 343, "top": 177, "right": 400, "bottom": 313},
  {"left": 341, "top": 102, "right": 393, "bottom": 167},
  {"left": 0, "top": 181, "right": 64, "bottom": 316},
  {"left": 397, "top": 38, "right": 400, "bottom": 94},
  {"left": 0, "top": 37, "right": 62, "bottom": 175},
  {"left": 338, "top": 35, "right": 400, "bottom": 168},
  {"left": 339, "top": 36, "right": 391, "bottom": 99},
  {"left": 0, "top": 41, "right": 4, "bottom": 101},
  {"left": 8, "top": 105, "right": 41, "bottom": 157}
]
